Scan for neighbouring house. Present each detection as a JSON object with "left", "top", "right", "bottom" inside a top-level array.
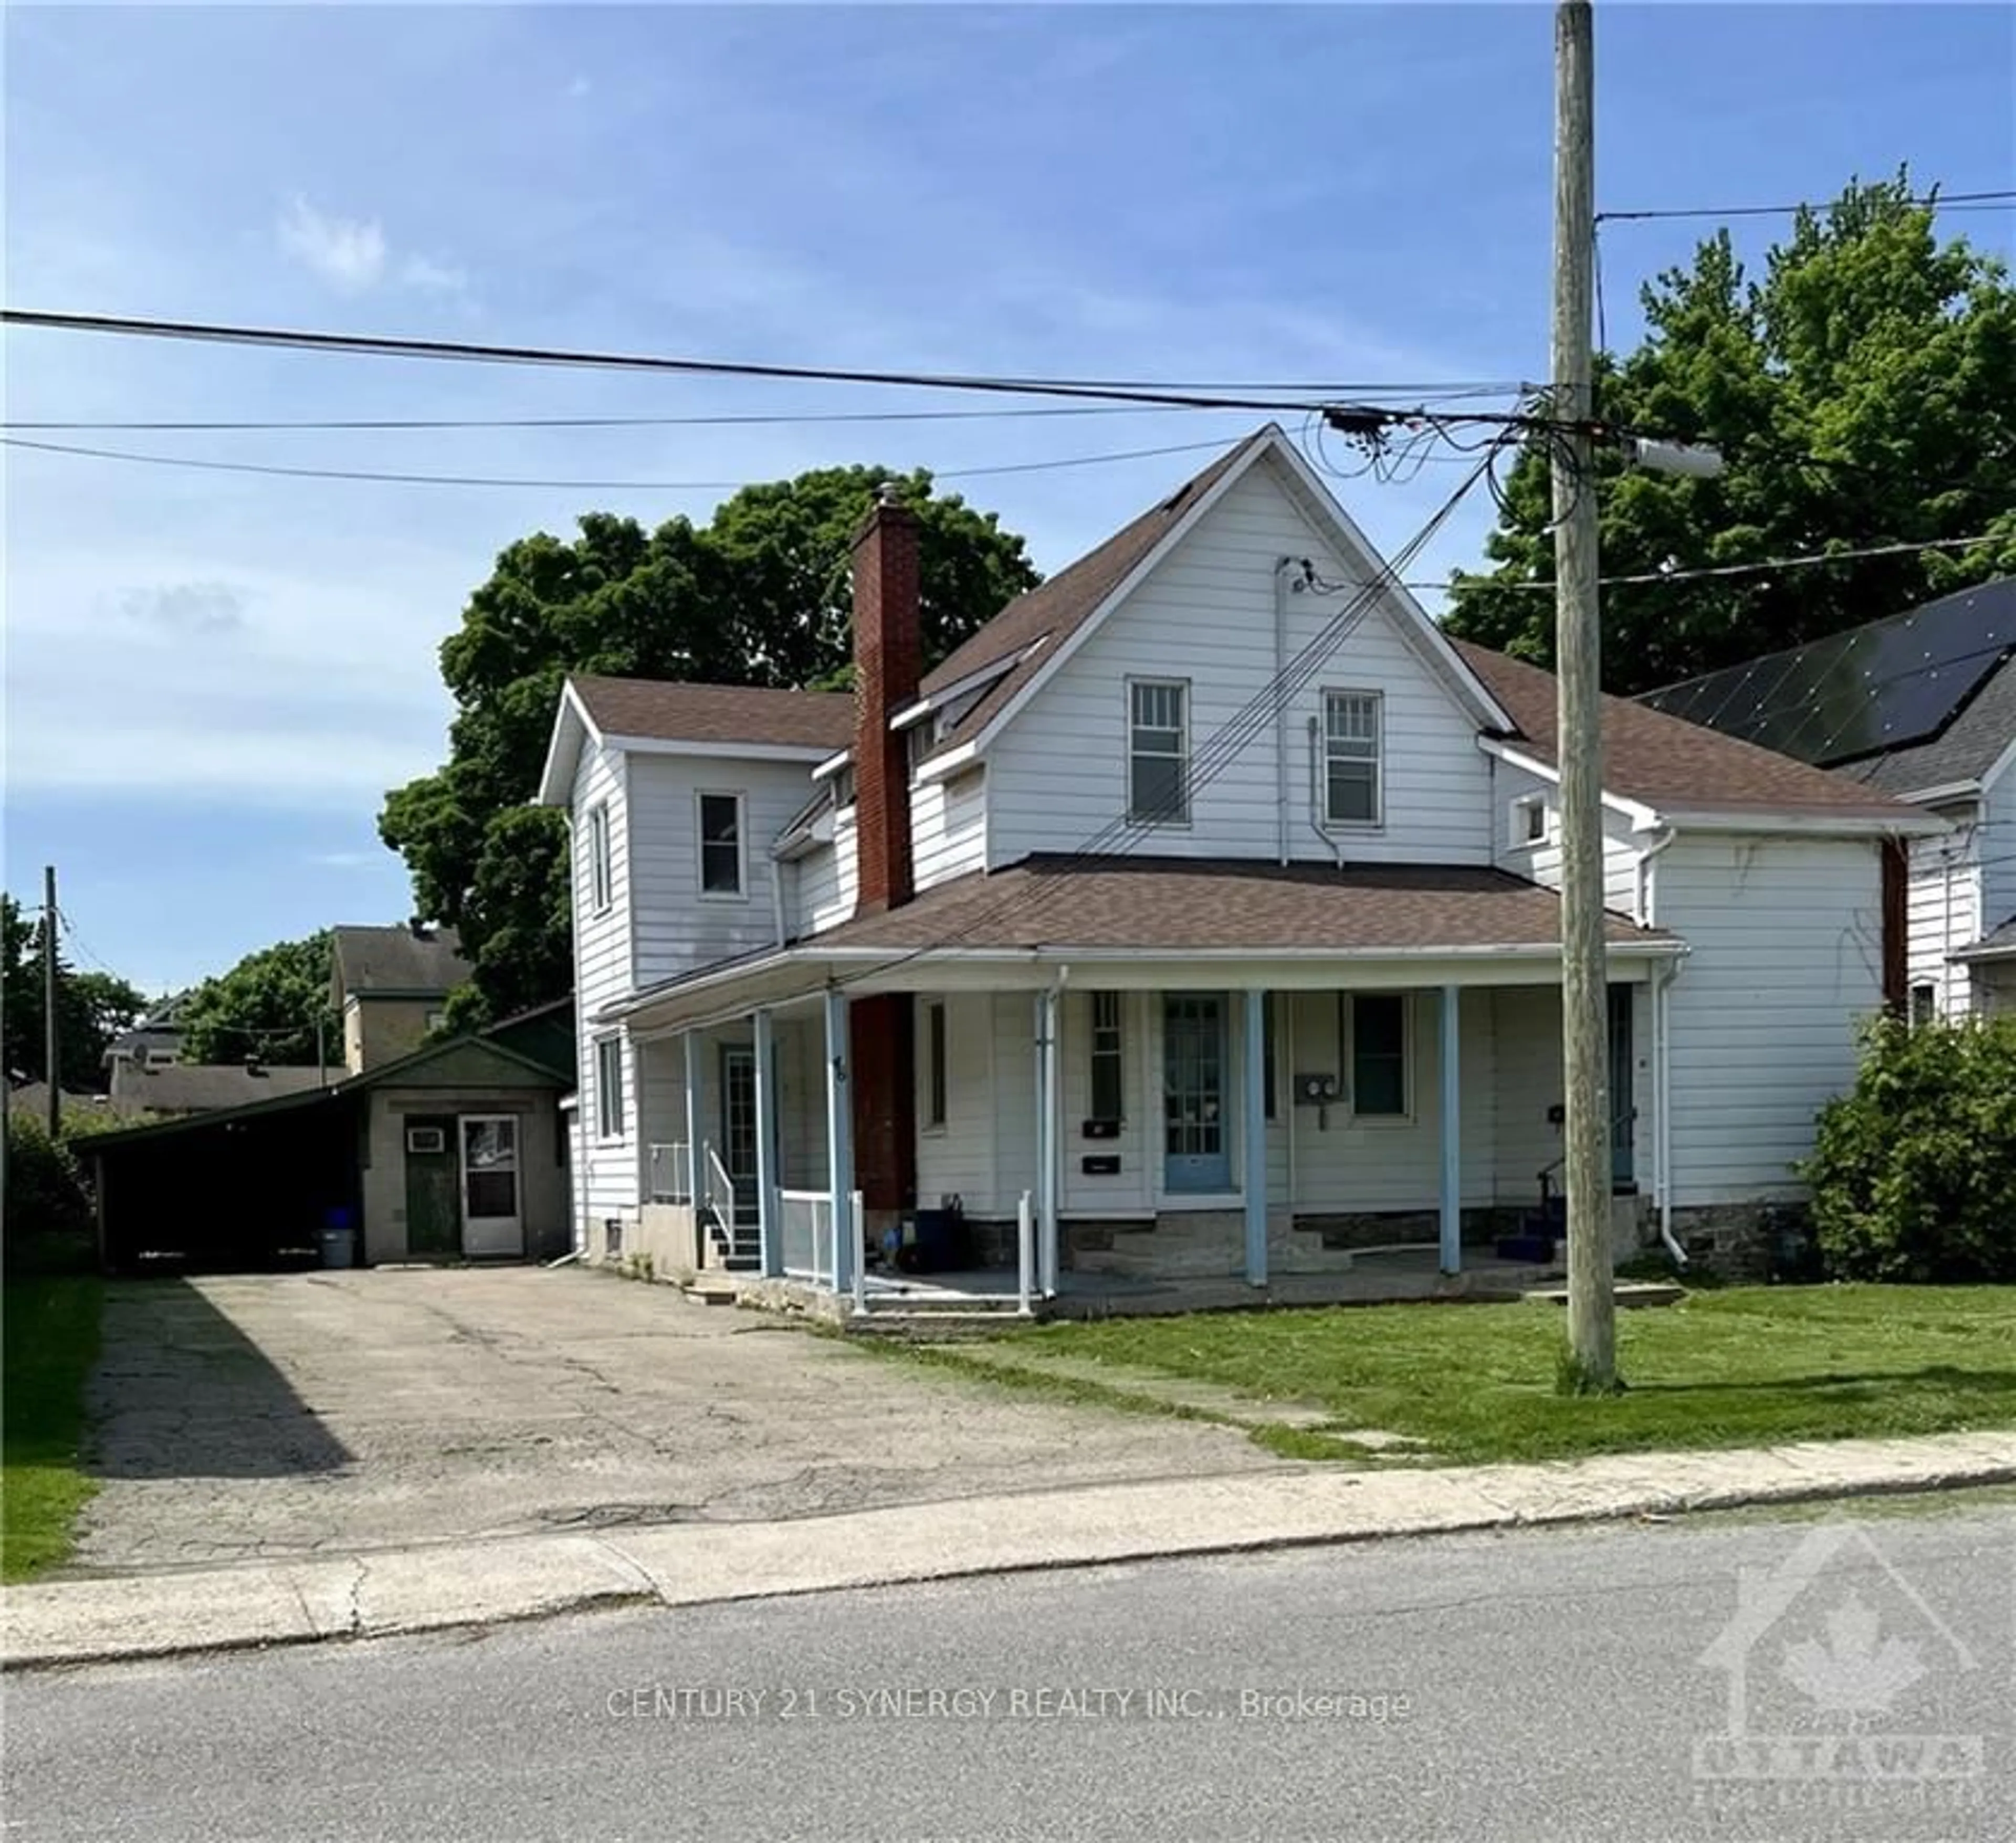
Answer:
[
  {"left": 331, "top": 923, "right": 472, "bottom": 1073},
  {"left": 106, "top": 1060, "right": 328, "bottom": 1114},
  {"left": 85, "top": 1001, "right": 574, "bottom": 1271},
  {"left": 536, "top": 425, "right": 1939, "bottom": 1296},
  {"left": 1643, "top": 578, "right": 2016, "bottom": 1021},
  {"left": 6, "top": 1082, "right": 146, "bottom": 1126},
  {"left": 102, "top": 991, "right": 191, "bottom": 1077}
]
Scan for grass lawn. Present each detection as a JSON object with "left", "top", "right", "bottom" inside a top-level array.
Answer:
[
  {"left": 3, "top": 1275, "right": 103, "bottom": 1581},
  {"left": 914, "top": 1286, "right": 2016, "bottom": 1466}
]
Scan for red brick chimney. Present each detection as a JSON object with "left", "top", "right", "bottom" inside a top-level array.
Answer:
[
  {"left": 848, "top": 486, "right": 921, "bottom": 1221},
  {"left": 852, "top": 486, "right": 921, "bottom": 913}
]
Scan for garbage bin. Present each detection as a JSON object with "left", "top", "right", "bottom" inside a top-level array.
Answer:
[{"left": 319, "top": 1206, "right": 356, "bottom": 1270}]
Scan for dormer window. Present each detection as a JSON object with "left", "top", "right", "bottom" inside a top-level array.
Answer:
[
  {"left": 1511, "top": 794, "right": 1550, "bottom": 847},
  {"left": 833, "top": 765, "right": 856, "bottom": 809}
]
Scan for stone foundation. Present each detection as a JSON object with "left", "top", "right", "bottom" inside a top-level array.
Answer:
[{"left": 1673, "top": 1200, "right": 1808, "bottom": 1281}]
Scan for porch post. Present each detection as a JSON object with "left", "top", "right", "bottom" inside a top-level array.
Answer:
[
  {"left": 681, "top": 1031, "right": 701, "bottom": 1216},
  {"left": 1439, "top": 985, "right": 1462, "bottom": 1275},
  {"left": 753, "top": 1007, "right": 781, "bottom": 1278},
  {"left": 1034, "top": 988, "right": 1060, "bottom": 1296},
  {"left": 1244, "top": 991, "right": 1268, "bottom": 1286},
  {"left": 823, "top": 987, "right": 853, "bottom": 1294}
]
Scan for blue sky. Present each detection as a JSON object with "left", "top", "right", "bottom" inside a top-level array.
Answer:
[{"left": 5, "top": 3, "right": 2010, "bottom": 997}]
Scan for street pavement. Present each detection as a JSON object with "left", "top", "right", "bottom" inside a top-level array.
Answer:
[{"left": 8, "top": 1499, "right": 2012, "bottom": 1842}]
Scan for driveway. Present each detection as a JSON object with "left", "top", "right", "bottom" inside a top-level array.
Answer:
[{"left": 75, "top": 1268, "right": 1282, "bottom": 1572}]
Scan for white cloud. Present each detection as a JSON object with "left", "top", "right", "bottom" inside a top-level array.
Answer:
[
  {"left": 277, "top": 196, "right": 467, "bottom": 298},
  {"left": 399, "top": 254, "right": 468, "bottom": 295},
  {"left": 277, "top": 195, "right": 387, "bottom": 291},
  {"left": 566, "top": 74, "right": 592, "bottom": 99},
  {"left": 304, "top": 850, "right": 383, "bottom": 869}
]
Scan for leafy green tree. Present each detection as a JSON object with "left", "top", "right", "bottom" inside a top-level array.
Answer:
[
  {"left": 381, "top": 467, "right": 1039, "bottom": 1020},
  {"left": 1445, "top": 174, "right": 2016, "bottom": 693},
  {"left": 1, "top": 895, "right": 147, "bottom": 1091},
  {"left": 177, "top": 931, "right": 335, "bottom": 1068}
]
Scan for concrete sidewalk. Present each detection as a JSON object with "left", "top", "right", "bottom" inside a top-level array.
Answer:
[{"left": 8, "top": 1429, "right": 2015, "bottom": 1670}]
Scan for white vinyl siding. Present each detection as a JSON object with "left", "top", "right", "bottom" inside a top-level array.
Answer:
[
  {"left": 1655, "top": 834, "right": 1882, "bottom": 1206},
  {"left": 1903, "top": 801, "right": 1980, "bottom": 1019},
  {"left": 794, "top": 805, "right": 859, "bottom": 936},
  {"left": 1127, "top": 679, "right": 1189, "bottom": 825},
  {"left": 570, "top": 744, "right": 636, "bottom": 1229},
  {"left": 912, "top": 767, "right": 987, "bottom": 892},
  {"left": 1322, "top": 690, "right": 1382, "bottom": 827},
  {"left": 913, "top": 992, "right": 999, "bottom": 1213},
  {"left": 985, "top": 458, "right": 1493, "bottom": 866},
  {"left": 1490, "top": 757, "right": 1642, "bottom": 915},
  {"left": 625, "top": 756, "right": 817, "bottom": 986}
]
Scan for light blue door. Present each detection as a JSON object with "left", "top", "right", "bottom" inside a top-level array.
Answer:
[{"left": 1163, "top": 994, "right": 1230, "bottom": 1192}]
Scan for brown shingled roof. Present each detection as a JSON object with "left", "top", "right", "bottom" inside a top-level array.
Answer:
[
  {"left": 572, "top": 675, "right": 854, "bottom": 752},
  {"left": 1452, "top": 641, "right": 1914, "bottom": 820},
  {"left": 917, "top": 431, "right": 1273, "bottom": 751},
  {"left": 816, "top": 856, "right": 1667, "bottom": 954}
]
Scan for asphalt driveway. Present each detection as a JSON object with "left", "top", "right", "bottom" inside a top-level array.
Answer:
[{"left": 74, "top": 1268, "right": 1279, "bottom": 1572}]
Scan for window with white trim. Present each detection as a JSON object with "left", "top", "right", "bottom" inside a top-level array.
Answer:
[
  {"left": 923, "top": 1001, "right": 948, "bottom": 1129},
  {"left": 586, "top": 801, "right": 613, "bottom": 913},
  {"left": 1089, "top": 992, "right": 1124, "bottom": 1122},
  {"left": 1909, "top": 983, "right": 1937, "bottom": 1029},
  {"left": 697, "top": 792, "right": 746, "bottom": 897},
  {"left": 1324, "top": 690, "right": 1382, "bottom": 826},
  {"left": 1511, "top": 794, "right": 1549, "bottom": 847},
  {"left": 1128, "top": 680, "right": 1189, "bottom": 824},
  {"left": 1346, "top": 992, "right": 1410, "bottom": 1118},
  {"left": 594, "top": 1037, "right": 625, "bottom": 1138}
]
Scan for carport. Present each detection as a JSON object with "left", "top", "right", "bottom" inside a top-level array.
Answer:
[
  {"left": 86, "top": 1024, "right": 572, "bottom": 1273},
  {"left": 90, "top": 1086, "right": 360, "bottom": 1272}
]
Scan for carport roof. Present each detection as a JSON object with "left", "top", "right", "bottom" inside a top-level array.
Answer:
[{"left": 82, "top": 1029, "right": 569, "bottom": 1151}]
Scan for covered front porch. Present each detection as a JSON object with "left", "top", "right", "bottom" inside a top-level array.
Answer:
[{"left": 612, "top": 950, "right": 1679, "bottom": 1312}]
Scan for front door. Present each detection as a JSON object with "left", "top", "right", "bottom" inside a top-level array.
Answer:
[
  {"left": 403, "top": 1115, "right": 460, "bottom": 1258},
  {"left": 720, "top": 1046, "right": 758, "bottom": 1217},
  {"left": 1163, "top": 993, "right": 1230, "bottom": 1192},
  {"left": 460, "top": 1115, "right": 524, "bottom": 1257},
  {"left": 1608, "top": 985, "right": 1635, "bottom": 1188}
]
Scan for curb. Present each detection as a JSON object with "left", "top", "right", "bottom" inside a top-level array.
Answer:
[{"left": 8, "top": 1434, "right": 2014, "bottom": 1672}]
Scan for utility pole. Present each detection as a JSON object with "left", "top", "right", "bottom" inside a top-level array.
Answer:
[
  {"left": 43, "top": 865, "right": 61, "bottom": 1137},
  {"left": 1551, "top": 0, "right": 1618, "bottom": 1389}
]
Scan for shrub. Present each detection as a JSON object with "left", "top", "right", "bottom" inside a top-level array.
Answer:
[
  {"left": 2, "top": 1113, "right": 96, "bottom": 1275},
  {"left": 1803, "top": 1014, "right": 2016, "bottom": 1282}
]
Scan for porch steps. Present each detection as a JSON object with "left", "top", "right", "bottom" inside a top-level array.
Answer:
[{"left": 700, "top": 1207, "right": 762, "bottom": 1273}]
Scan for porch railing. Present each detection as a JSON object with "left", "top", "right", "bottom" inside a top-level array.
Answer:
[
  {"left": 647, "top": 1143, "right": 690, "bottom": 1206},
  {"left": 703, "top": 1144, "right": 736, "bottom": 1229},
  {"left": 779, "top": 1189, "right": 833, "bottom": 1287}
]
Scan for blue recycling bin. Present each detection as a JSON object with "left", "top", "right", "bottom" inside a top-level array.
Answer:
[{"left": 320, "top": 1206, "right": 356, "bottom": 1270}]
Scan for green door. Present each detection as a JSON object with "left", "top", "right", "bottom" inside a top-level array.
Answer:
[{"left": 403, "top": 1114, "right": 461, "bottom": 1257}]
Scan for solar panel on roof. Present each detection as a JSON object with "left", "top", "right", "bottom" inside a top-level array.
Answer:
[{"left": 1642, "top": 579, "right": 2016, "bottom": 766}]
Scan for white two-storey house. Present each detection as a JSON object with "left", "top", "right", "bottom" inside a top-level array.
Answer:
[{"left": 538, "top": 426, "right": 1937, "bottom": 1300}]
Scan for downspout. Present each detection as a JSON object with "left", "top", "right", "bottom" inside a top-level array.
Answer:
[
  {"left": 1274, "top": 559, "right": 1294, "bottom": 866},
  {"left": 1636, "top": 822, "right": 1685, "bottom": 1265},
  {"left": 1634, "top": 824, "right": 1677, "bottom": 926},
  {"left": 769, "top": 849, "right": 790, "bottom": 949},
  {"left": 1654, "top": 957, "right": 1685, "bottom": 1266},
  {"left": 1306, "top": 718, "right": 1345, "bottom": 868}
]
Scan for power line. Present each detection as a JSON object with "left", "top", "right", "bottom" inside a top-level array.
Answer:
[
  {"left": 0, "top": 432, "right": 1247, "bottom": 492},
  {"left": 1440, "top": 530, "right": 2009, "bottom": 593},
  {"left": 1595, "top": 188, "right": 2016, "bottom": 225},
  {"left": 0, "top": 387, "right": 1529, "bottom": 436},
  {"left": 0, "top": 309, "right": 1525, "bottom": 416}
]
